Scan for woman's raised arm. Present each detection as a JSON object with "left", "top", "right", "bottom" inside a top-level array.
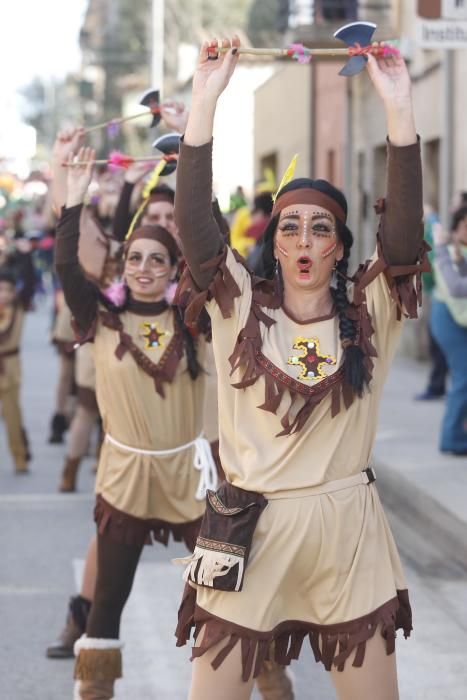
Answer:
[
  {"left": 54, "top": 147, "right": 99, "bottom": 336},
  {"left": 175, "top": 38, "right": 240, "bottom": 291},
  {"left": 366, "top": 51, "right": 423, "bottom": 266}
]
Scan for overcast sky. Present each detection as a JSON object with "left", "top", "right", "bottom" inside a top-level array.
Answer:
[{"left": 1, "top": 0, "right": 88, "bottom": 92}]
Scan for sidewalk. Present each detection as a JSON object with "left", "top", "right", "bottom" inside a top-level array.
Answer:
[{"left": 373, "top": 355, "right": 467, "bottom": 569}]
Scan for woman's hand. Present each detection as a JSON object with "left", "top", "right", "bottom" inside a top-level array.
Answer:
[
  {"left": 192, "top": 36, "right": 240, "bottom": 105},
  {"left": 366, "top": 46, "right": 412, "bottom": 108},
  {"left": 366, "top": 46, "right": 416, "bottom": 146},
  {"left": 66, "top": 147, "right": 95, "bottom": 208},
  {"left": 124, "top": 160, "right": 155, "bottom": 185},
  {"left": 184, "top": 37, "right": 240, "bottom": 147},
  {"left": 52, "top": 128, "right": 85, "bottom": 165},
  {"left": 51, "top": 128, "right": 86, "bottom": 213},
  {"left": 160, "top": 100, "right": 189, "bottom": 133}
]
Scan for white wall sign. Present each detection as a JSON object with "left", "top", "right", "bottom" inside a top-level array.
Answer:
[{"left": 417, "top": 18, "right": 467, "bottom": 46}]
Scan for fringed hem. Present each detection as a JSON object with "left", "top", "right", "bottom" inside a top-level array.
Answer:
[
  {"left": 94, "top": 494, "right": 202, "bottom": 552},
  {"left": 74, "top": 646, "right": 122, "bottom": 682},
  {"left": 175, "top": 585, "right": 412, "bottom": 681}
]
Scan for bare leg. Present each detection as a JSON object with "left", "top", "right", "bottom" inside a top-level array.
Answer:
[
  {"left": 80, "top": 535, "right": 97, "bottom": 602},
  {"left": 330, "top": 627, "right": 399, "bottom": 700},
  {"left": 189, "top": 628, "right": 255, "bottom": 700}
]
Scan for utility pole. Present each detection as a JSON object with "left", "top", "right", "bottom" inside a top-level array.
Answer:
[
  {"left": 152, "top": 0, "right": 165, "bottom": 93},
  {"left": 440, "top": 49, "right": 454, "bottom": 229}
]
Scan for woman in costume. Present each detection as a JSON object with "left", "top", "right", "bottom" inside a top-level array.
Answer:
[
  {"left": 0, "top": 238, "right": 35, "bottom": 473},
  {"left": 173, "top": 38, "right": 427, "bottom": 700},
  {"left": 431, "top": 210, "right": 467, "bottom": 455},
  {"left": 54, "top": 142, "right": 217, "bottom": 700}
]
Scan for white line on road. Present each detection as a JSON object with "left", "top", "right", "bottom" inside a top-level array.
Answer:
[{"left": 0, "top": 493, "right": 93, "bottom": 504}]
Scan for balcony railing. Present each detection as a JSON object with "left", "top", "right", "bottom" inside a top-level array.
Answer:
[{"left": 278, "top": 1, "right": 394, "bottom": 42}]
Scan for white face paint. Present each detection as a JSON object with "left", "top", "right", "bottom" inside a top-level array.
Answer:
[
  {"left": 276, "top": 241, "right": 289, "bottom": 257},
  {"left": 125, "top": 250, "right": 171, "bottom": 278},
  {"left": 300, "top": 210, "right": 310, "bottom": 247},
  {"left": 321, "top": 241, "right": 337, "bottom": 259}
]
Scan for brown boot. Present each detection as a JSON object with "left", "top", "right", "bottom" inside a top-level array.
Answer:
[
  {"left": 46, "top": 595, "right": 91, "bottom": 658},
  {"left": 256, "top": 661, "right": 294, "bottom": 700},
  {"left": 15, "top": 458, "right": 29, "bottom": 474},
  {"left": 78, "top": 680, "right": 115, "bottom": 700},
  {"left": 59, "top": 456, "right": 81, "bottom": 492},
  {"left": 74, "top": 636, "right": 123, "bottom": 687}
]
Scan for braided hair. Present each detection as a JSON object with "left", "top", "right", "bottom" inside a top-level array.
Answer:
[
  {"left": 258, "top": 178, "right": 370, "bottom": 397},
  {"left": 174, "top": 305, "right": 202, "bottom": 380}
]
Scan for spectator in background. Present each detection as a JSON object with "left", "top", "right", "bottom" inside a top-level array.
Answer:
[
  {"left": 0, "top": 237, "right": 36, "bottom": 473},
  {"left": 246, "top": 191, "right": 274, "bottom": 272},
  {"left": 415, "top": 203, "right": 449, "bottom": 400},
  {"left": 229, "top": 185, "right": 247, "bottom": 212},
  {"left": 431, "top": 209, "right": 467, "bottom": 455}
]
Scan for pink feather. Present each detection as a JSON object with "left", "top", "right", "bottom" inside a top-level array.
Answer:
[
  {"left": 164, "top": 281, "right": 178, "bottom": 305},
  {"left": 108, "top": 151, "right": 134, "bottom": 170},
  {"left": 383, "top": 44, "right": 400, "bottom": 57},
  {"left": 288, "top": 43, "right": 312, "bottom": 65},
  {"left": 101, "top": 280, "right": 127, "bottom": 306}
]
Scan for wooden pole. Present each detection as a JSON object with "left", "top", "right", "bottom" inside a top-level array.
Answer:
[
  {"left": 83, "top": 111, "right": 152, "bottom": 134},
  {"left": 64, "top": 155, "right": 172, "bottom": 167}
]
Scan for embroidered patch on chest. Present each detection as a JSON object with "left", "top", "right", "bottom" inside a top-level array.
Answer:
[
  {"left": 287, "top": 336, "right": 336, "bottom": 381},
  {"left": 139, "top": 322, "right": 169, "bottom": 350}
]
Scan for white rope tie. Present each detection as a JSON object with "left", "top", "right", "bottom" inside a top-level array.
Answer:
[
  {"left": 105, "top": 432, "right": 217, "bottom": 500},
  {"left": 193, "top": 437, "right": 218, "bottom": 501}
]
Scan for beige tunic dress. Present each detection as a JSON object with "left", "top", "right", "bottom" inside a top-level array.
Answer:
[
  {"left": 176, "top": 245, "right": 426, "bottom": 677},
  {"left": 93, "top": 305, "right": 206, "bottom": 542}
]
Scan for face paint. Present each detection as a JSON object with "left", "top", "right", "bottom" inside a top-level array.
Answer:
[
  {"left": 321, "top": 241, "right": 337, "bottom": 259},
  {"left": 299, "top": 211, "right": 311, "bottom": 246},
  {"left": 276, "top": 241, "right": 289, "bottom": 257},
  {"left": 125, "top": 250, "right": 172, "bottom": 277}
]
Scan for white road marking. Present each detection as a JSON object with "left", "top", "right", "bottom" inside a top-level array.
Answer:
[{"left": 0, "top": 493, "right": 93, "bottom": 504}]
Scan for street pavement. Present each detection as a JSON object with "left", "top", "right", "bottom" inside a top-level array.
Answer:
[{"left": 1, "top": 301, "right": 466, "bottom": 700}]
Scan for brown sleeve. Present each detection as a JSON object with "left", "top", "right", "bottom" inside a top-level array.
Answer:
[
  {"left": 54, "top": 204, "right": 98, "bottom": 335},
  {"left": 212, "top": 197, "right": 230, "bottom": 242},
  {"left": 113, "top": 181, "right": 135, "bottom": 242},
  {"left": 174, "top": 140, "right": 224, "bottom": 290},
  {"left": 379, "top": 137, "right": 424, "bottom": 266}
]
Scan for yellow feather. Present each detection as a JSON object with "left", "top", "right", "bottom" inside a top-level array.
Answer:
[
  {"left": 142, "top": 159, "right": 166, "bottom": 199},
  {"left": 125, "top": 159, "right": 167, "bottom": 241},
  {"left": 272, "top": 154, "right": 298, "bottom": 203}
]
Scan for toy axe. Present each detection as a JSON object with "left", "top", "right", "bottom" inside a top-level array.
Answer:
[
  {"left": 334, "top": 21, "right": 379, "bottom": 76},
  {"left": 207, "top": 21, "right": 398, "bottom": 76},
  {"left": 151, "top": 132, "right": 180, "bottom": 176},
  {"left": 83, "top": 88, "right": 177, "bottom": 136}
]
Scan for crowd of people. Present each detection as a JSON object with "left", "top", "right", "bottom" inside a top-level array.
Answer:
[{"left": 1, "top": 37, "right": 466, "bottom": 700}]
